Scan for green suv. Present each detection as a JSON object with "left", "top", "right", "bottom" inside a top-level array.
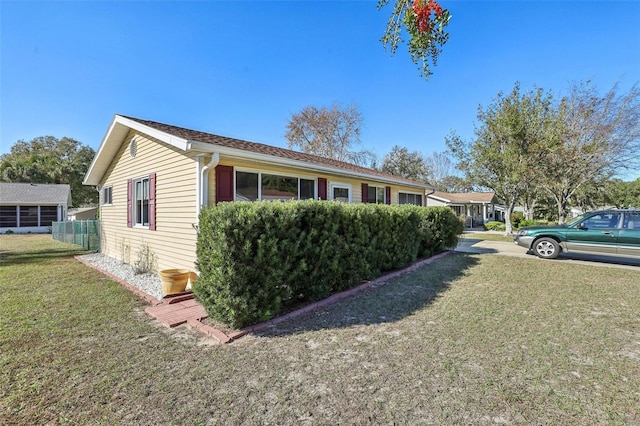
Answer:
[{"left": 514, "top": 209, "right": 640, "bottom": 259}]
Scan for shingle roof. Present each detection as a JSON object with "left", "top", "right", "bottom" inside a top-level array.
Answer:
[
  {"left": 0, "top": 183, "right": 72, "bottom": 205},
  {"left": 120, "top": 115, "right": 431, "bottom": 188},
  {"left": 429, "top": 191, "right": 497, "bottom": 203}
]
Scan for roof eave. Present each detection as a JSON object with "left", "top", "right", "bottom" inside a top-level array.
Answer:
[
  {"left": 83, "top": 115, "right": 189, "bottom": 186},
  {"left": 187, "top": 141, "right": 432, "bottom": 190}
]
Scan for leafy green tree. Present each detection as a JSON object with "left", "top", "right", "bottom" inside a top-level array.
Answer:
[
  {"left": 379, "top": 0, "right": 452, "bottom": 80},
  {"left": 540, "top": 82, "right": 640, "bottom": 223},
  {"left": 284, "top": 102, "right": 375, "bottom": 166},
  {"left": 569, "top": 179, "right": 610, "bottom": 211},
  {"left": 0, "top": 136, "right": 97, "bottom": 206},
  {"left": 601, "top": 178, "right": 640, "bottom": 208},
  {"left": 437, "top": 175, "right": 475, "bottom": 193},
  {"left": 447, "top": 83, "right": 556, "bottom": 234},
  {"left": 381, "top": 145, "right": 429, "bottom": 182}
]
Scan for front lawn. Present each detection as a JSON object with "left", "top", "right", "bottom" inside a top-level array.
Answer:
[
  {"left": 460, "top": 231, "right": 514, "bottom": 243},
  {"left": 1, "top": 235, "right": 638, "bottom": 424}
]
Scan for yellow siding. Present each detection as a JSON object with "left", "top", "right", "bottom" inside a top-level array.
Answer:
[
  {"left": 98, "top": 137, "right": 428, "bottom": 274},
  {"left": 99, "top": 130, "right": 199, "bottom": 272},
  {"left": 205, "top": 158, "right": 426, "bottom": 206}
]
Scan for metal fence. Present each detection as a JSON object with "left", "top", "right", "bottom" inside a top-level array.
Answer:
[{"left": 52, "top": 220, "right": 100, "bottom": 251}]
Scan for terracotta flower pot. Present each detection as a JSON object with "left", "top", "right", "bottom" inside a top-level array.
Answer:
[{"left": 159, "top": 269, "right": 191, "bottom": 295}]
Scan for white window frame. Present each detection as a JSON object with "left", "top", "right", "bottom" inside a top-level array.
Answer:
[
  {"left": 368, "top": 185, "right": 386, "bottom": 204},
  {"left": 398, "top": 191, "right": 424, "bottom": 206},
  {"left": 234, "top": 167, "right": 317, "bottom": 201},
  {"left": 132, "top": 176, "right": 150, "bottom": 228},
  {"left": 329, "top": 182, "right": 352, "bottom": 203},
  {"left": 102, "top": 185, "right": 113, "bottom": 206}
]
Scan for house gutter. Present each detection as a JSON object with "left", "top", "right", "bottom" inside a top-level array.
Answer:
[
  {"left": 195, "top": 153, "right": 219, "bottom": 223},
  {"left": 185, "top": 141, "right": 432, "bottom": 191},
  {"left": 425, "top": 187, "right": 435, "bottom": 207},
  {"left": 201, "top": 153, "right": 219, "bottom": 207}
]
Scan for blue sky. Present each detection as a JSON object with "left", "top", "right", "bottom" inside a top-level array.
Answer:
[{"left": 2, "top": 1, "right": 639, "bottom": 178}]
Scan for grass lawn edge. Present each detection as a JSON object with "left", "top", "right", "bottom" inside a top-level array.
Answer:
[{"left": 76, "top": 250, "right": 453, "bottom": 344}]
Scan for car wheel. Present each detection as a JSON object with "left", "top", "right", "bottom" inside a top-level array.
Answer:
[{"left": 533, "top": 237, "right": 560, "bottom": 259}]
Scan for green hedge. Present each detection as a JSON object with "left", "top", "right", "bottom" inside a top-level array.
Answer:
[
  {"left": 518, "top": 219, "right": 552, "bottom": 228},
  {"left": 484, "top": 221, "right": 506, "bottom": 231},
  {"left": 194, "top": 201, "right": 462, "bottom": 328}
]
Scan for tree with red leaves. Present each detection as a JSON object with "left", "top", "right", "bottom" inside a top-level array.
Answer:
[{"left": 379, "top": 0, "right": 451, "bottom": 81}]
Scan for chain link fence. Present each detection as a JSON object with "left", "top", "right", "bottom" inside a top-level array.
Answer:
[{"left": 52, "top": 220, "right": 100, "bottom": 251}]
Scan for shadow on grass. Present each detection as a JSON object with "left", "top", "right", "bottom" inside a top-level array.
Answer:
[
  {"left": 254, "top": 252, "right": 480, "bottom": 338},
  {"left": 0, "top": 247, "right": 88, "bottom": 267},
  {"left": 454, "top": 238, "right": 499, "bottom": 254}
]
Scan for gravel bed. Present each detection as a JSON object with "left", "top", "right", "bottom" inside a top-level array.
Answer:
[{"left": 77, "top": 253, "right": 164, "bottom": 301}]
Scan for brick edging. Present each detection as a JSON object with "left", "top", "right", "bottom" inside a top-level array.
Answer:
[
  {"left": 227, "top": 250, "right": 453, "bottom": 340},
  {"left": 75, "top": 250, "right": 453, "bottom": 344}
]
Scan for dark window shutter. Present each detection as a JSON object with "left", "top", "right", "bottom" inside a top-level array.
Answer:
[
  {"left": 216, "top": 165, "right": 234, "bottom": 203},
  {"left": 318, "top": 178, "right": 327, "bottom": 200},
  {"left": 127, "top": 179, "right": 132, "bottom": 228},
  {"left": 361, "top": 183, "right": 368, "bottom": 203},
  {"left": 385, "top": 186, "right": 391, "bottom": 205},
  {"left": 149, "top": 173, "right": 156, "bottom": 230}
]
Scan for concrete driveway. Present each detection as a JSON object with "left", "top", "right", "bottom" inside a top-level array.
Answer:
[{"left": 456, "top": 235, "right": 640, "bottom": 271}]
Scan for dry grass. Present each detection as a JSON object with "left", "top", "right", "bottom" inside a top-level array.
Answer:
[
  {"left": 460, "top": 231, "right": 514, "bottom": 243},
  {"left": 1, "top": 235, "right": 639, "bottom": 425}
]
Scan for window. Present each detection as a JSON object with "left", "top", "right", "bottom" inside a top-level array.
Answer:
[
  {"left": 399, "top": 192, "right": 423, "bottom": 206},
  {"left": 623, "top": 212, "right": 639, "bottom": 230},
  {"left": 450, "top": 205, "right": 463, "bottom": 216},
  {"left": 133, "top": 177, "right": 150, "bottom": 226},
  {"left": 581, "top": 213, "right": 621, "bottom": 229},
  {"left": 235, "top": 170, "right": 316, "bottom": 201},
  {"left": 102, "top": 186, "right": 113, "bottom": 205},
  {"left": 0, "top": 206, "right": 17, "bottom": 227},
  {"left": 300, "top": 179, "right": 315, "bottom": 200},
  {"left": 236, "top": 171, "right": 259, "bottom": 201},
  {"left": 330, "top": 183, "right": 351, "bottom": 203},
  {"left": 368, "top": 186, "right": 386, "bottom": 204},
  {"left": 40, "top": 206, "right": 58, "bottom": 226},
  {"left": 127, "top": 174, "right": 155, "bottom": 230},
  {"left": 261, "top": 174, "right": 297, "bottom": 200},
  {"left": 19, "top": 206, "right": 38, "bottom": 227}
]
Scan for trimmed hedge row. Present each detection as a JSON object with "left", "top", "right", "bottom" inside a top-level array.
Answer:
[{"left": 194, "top": 201, "right": 462, "bottom": 328}]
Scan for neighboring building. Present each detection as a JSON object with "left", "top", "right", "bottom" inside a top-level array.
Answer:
[
  {"left": 67, "top": 206, "right": 98, "bottom": 221},
  {"left": 427, "top": 191, "right": 501, "bottom": 227},
  {"left": 83, "top": 115, "right": 434, "bottom": 272},
  {"left": 0, "top": 183, "right": 71, "bottom": 234}
]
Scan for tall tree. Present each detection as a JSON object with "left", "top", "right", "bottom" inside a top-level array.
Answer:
[
  {"left": 600, "top": 178, "right": 640, "bottom": 209},
  {"left": 437, "top": 175, "right": 475, "bottom": 193},
  {"left": 424, "top": 151, "right": 454, "bottom": 190},
  {"left": 379, "top": 0, "right": 451, "bottom": 81},
  {"left": 447, "top": 83, "right": 556, "bottom": 234},
  {"left": 285, "top": 102, "right": 375, "bottom": 166},
  {"left": 540, "top": 82, "right": 640, "bottom": 223},
  {"left": 0, "top": 136, "right": 97, "bottom": 206},
  {"left": 380, "top": 145, "right": 429, "bottom": 182}
]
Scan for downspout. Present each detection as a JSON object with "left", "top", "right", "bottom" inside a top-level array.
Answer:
[
  {"left": 195, "top": 155, "right": 205, "bottom": 219},
  {"left": 425, "top": 187, "right": 435, "bottom": 206},
  {"left": 96, "top": 185, "right": 102, "bottom": 252},
  {"left": 197, "top": 153, "right": 219, "bottom": 223}
]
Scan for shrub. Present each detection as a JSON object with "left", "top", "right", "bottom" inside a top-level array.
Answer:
[
  {"left": 511, "top": 211, "right": 524, "bottom": 228},
  {"left": 484, "top": 221, "right": 506, "bottom": 231},
  {"left": 518, "top": 219, "right": 548, "bottom": 228},
  {"left": 194, "top": 201, "right": 462, "bottom": 328}
]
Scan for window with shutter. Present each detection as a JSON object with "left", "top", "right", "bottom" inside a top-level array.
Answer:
[
  {"left": 216, "top": 165, "right": 234, "bottom": 203},
  {"left": 318, "top": 178, "right": 327, "bottom": 200},
  {"left": 129, "top": 174, "right": 155, "bottom": 229}
]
